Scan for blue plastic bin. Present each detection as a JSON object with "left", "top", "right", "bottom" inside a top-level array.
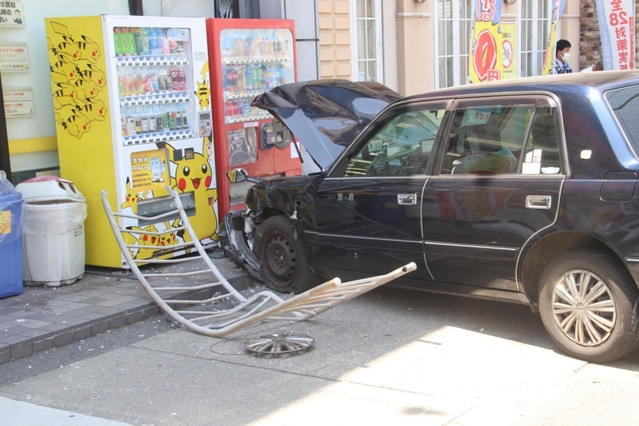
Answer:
[{"left": 0, "top": 182, "right": 24, "bottom": 299}]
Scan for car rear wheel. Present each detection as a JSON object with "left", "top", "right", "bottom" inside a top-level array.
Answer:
[
  {"left": 254, "top": 215, "right": 319, "bottom": 294},
  {"left": 539, "top": 249, "right": 639, "bottom": 363}
]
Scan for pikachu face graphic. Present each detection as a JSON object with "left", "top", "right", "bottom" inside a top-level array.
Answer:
[{"left": 158, "top": 138, "right": 218, "bottom": 242}]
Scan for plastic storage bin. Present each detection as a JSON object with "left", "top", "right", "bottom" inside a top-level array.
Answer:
[
  {"left": 16, "top": 176, "right": 87, "bottom": 287},
  {"left": 0, "top": 171, "right": 24, "bottom": 298}
]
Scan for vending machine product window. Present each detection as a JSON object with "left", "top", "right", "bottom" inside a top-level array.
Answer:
[
  {"left": 115, "top": 27, "right": 195, "bottom": 145},
  {"left": 220, "top": 28, "right": 294, "bottom": 125}
]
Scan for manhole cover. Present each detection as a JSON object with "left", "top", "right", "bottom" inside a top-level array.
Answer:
[{"left": 245, "top": 333, "right": 314, "bottom": 357}]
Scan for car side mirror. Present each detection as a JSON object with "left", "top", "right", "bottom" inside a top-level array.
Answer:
[{"left": 227, "top": 168, "right": 248, "bottom": 183}]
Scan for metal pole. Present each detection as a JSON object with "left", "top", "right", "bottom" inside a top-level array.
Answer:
[
  {"left": 0, "top": 73, "right": 12, "bottom": 182},
  {"left": 128, "top": 0, "right": 144, "bottom": 16}
]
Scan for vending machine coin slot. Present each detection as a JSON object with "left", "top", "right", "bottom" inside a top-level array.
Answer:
[
  {"left": 261, "top": 121, "right": 293, "bottom": 150},
  {"left": 198, "top": 111, "right": 212, "bottom": 137}
]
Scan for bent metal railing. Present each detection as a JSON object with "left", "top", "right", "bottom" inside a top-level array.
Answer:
[{"left": 101, "top": 187, "right": 416, "bottom": 337}]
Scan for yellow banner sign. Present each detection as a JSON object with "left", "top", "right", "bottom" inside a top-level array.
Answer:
[{"left": 469, "top": 0, "right": 516, "bottom": 83}]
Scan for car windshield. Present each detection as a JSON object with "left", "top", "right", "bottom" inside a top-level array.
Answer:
[{"left": 605, "top": 84, "right": 639, "bottom": 152}]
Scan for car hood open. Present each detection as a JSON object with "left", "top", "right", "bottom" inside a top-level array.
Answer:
[{"left": 251, "top": 79, "right": 402, "bottom": 171}]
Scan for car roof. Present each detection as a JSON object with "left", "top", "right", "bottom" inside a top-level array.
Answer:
[{"left": 402, "top": 70, "right": 639, "bottom": 102}]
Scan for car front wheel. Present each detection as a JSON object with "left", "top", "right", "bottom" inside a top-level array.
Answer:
[
  {"left": 539, "top": 249, "right": 639, "bottom": 363},
  {"left": 254, "top": 215, "right": 319, "bottom": 294}
]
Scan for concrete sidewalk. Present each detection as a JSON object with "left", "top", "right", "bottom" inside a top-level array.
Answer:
[
  {"left": 0, "top": 252, "right": 253, "bottom": 364},
  {"left": 0, "top": 396, "right": 133, "bottom": 426}
]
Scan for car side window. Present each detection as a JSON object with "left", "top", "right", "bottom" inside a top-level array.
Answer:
[
  {"left": 344, "top": 107, "right": 446, "bottom": 177},
  {"left": 523, "top": 108, "right": 562, "bottom": 175},
  {"left": 442, "top": 105, "right": 532, "bottom": 175}
]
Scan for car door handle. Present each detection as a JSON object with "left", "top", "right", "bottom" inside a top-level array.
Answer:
[
  {"left": 398, "top": 193, "right": 417, "bottom": 205},
  {"left": 526, "top": 195, "right": 552, "bottom": 209}
]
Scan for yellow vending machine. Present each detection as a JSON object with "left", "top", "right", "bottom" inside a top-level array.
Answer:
[{"left": 45, "top": 15, "right": 216, "bottom": 268}]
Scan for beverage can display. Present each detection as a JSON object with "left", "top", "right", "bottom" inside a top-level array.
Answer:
[
  {"left": 141, "top": 117, "right": 149, "bottom": 133},
  {"left": 149, "top": 115, "right": 157, "bottom": 131},
  {"left": 168, "top": 112, "right": 176, "bottom": 130},
  {"left": 181, "top": 111, "right": 188, "bottom": 129},
  {"left": 162, "top": 113, "right": 170, "bottom": 131},
  {"left": 134, "top": 28, "right": 144, "bottom": 56},
  {"left": 178, "top": 67, "right": 186, "bottom": 91},
  {"left": 135, "top": 118, "right": 142, "bottom": 133},
  {"left": 170, "top": 67, "right": 179, "bottom": 91},
  {"left": 140, "top": 28, "right": 151, "bottom": 56},
  {"left": 162, "top": 29, "right": 170, "bottom": 54},
  {"left": 119, "top": 28, "right": 131, "bottom": 56},
  {"left": 151, "top": 74, "right": 159, "bottom": 92},
  {"left": 113, "top": 27, "right": 123, "bottom": 57},
  {"left": 176, "top": 110, "right": 183, "bottom": 128},
  {"left": 126, "top": 27, "right": 137, "bottom": 56},
  {"left": 245, "top": 67, "right": 253, "bottom": 91},
  {"left": 151, "top": 28, "right": 162, "bottom": 55},
  {"left": 158, "top": 74, "right": 168, "bottom": 91},
  {"left": 127, "top": 117, "right": 136, "bottom": 135}
]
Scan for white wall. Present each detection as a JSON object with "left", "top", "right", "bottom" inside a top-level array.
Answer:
[{"left": 1, "top": 0, "right": 128, "bottom": 172}]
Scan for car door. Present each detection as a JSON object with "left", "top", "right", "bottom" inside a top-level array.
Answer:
[
  {"left": 307, "top": 100, "right": 450, "bottom": 280},
  {"left": 422, "top": 95, "right": 565, "bottom": 292}
]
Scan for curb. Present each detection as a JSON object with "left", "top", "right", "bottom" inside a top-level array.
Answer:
[{"left": 0, "top": 256, "right": 254, "bottom": 364}]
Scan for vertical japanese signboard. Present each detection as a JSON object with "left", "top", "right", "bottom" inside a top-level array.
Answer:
[
  {"left": 596, "top": 0, "right": 635, "bottom": 70},
  {"left": 469, "top": 0, "right": 517, "bottom": 83},
  {"left": 542, "top": 0, "right": 567, "bottom": 75}
]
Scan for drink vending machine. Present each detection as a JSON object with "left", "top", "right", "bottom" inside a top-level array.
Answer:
[
  {"left": 206, "top": 19, "right": 300, "bottom": 220},
  {"left": 45, "top": 15, "right": 216, "bottom": 268}
]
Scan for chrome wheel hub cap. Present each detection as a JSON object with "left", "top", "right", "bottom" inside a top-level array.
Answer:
[{"left": 551, "top": 269, "right": 616, "bottom": 346}]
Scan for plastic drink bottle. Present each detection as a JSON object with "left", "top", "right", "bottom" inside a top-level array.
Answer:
[
  {"left": 113, "top": 28, "right": 123, "bottom": 56},
  {"left": 162, "top": 29, "right": 170, "bottom": 54},
  {"left": 126, "top": 28, "right": 137, "bottom": 56},
  {"left": 140, "top": 28, "right": 151, "bottom": 56},
  {"left": 134, "top": 28, "right": 144, "bottom": 55}
]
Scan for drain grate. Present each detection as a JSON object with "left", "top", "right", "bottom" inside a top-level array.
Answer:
[{"left": 245, "top": 333, "right": 314, "bottom": 357}]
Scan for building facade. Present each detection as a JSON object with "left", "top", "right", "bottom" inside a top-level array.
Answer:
[
  {"left": 1, "top": 0, "right": 638, "bottom": 180},
  {"left": 319, "top": 0, "right": 639, "bottom": 96}
]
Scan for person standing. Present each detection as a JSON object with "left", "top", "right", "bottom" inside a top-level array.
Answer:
[{"left": 551, "top": 39, "right": 573, "bottom": 74}]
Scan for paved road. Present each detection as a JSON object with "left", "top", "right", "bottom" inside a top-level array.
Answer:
[{"left": 1, "top": 285, "right": 639, "bottom": 425}]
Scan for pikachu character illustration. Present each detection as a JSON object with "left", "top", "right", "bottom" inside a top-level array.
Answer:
[
  {"left": 47, "top": 20, "right": 108, "bottom": 140},
  {"left": 124, "top": 224, "right": 160, "bottom": 260},
  {"left": 120, "top": 177, "right": 146, "bottom": 215},
  {"left": 158, "top": 138, "right": 219, "bottom": 243},
  {"left": 158, "top": 221, "right": 179, "bottom": 249},
  {"left": 54, "top": 104, "right": 91, "bottom": 140},
  {"left": 73, "top": 78, "right": 99, "bottom": 100},
  {"left": 75, "top": 98, "right": 107, "bottom": 122},
  {"left": 76, "top": 35, "right": 101, "bottom": 63},
  {"left": 52, "top": 83, "right": 78, "bottom": 109},
  {"left": 75, "top": 61, "right": 106, "bottom": 92},
  {"left": 50, "top": 55, "right": 79, "bottom": 86},
  {"left": 194, "top": 62, "right": 210, "bottom": 110},
  {"left": 49, "top": 22, "right": 81, "bottom": 61}
]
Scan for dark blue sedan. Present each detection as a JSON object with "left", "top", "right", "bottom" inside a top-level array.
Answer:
[{"left": 223, "top": 71, "right": 639, "bottom": 363}]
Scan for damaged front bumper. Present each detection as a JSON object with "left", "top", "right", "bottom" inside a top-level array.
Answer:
[{"left": 221, "top": 210, "right": 263, "bottom": 282}]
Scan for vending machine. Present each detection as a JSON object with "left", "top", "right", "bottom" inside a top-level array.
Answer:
[
  {"left": 206, "top": 19, "right": 300, "bottom": 220},
  {"left": 45, "top": 15, "right": 216, "bottom": 268}
]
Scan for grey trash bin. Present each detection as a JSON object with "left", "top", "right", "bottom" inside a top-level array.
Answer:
[{"left": 16, "top": 176, "right": 87, "bottom": 287}]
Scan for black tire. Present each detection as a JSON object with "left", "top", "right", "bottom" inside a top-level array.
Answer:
[
  {"left": 539, "top": 249, "right": 639, "bottom": 363},
  {"left": 254, "top": 215, "right": 319, "bottom": 293}
]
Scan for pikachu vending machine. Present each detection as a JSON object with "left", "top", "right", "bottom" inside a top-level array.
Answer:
[{"left": 45, "top": 15, "right": 217, "bottom": 268}]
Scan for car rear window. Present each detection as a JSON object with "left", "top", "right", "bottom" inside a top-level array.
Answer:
[{"left": 605, "top": 85, "right": 639, "bottom": 150}]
